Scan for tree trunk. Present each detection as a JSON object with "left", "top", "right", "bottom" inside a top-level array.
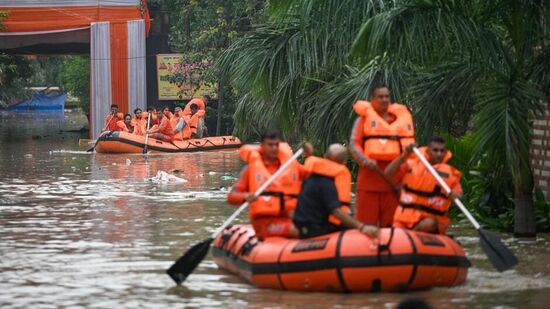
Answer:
[
  {"left": 216, "top": 79, "right": 224, "bottom": 136},
  {"left": 514, "top": 191, "right": 536, "bottom": 237}
]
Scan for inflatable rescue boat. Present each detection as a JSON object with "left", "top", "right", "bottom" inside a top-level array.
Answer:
[
  {"left": 213, "top": 225, "right": 470, "bottom": 292},
  {"left": 94, "top": 131, "right": 241, "bottom": 153}
]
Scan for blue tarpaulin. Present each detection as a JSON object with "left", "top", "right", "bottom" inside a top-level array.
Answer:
[{"left": 9, "top": 92, "right": 66, "bottom": 111}]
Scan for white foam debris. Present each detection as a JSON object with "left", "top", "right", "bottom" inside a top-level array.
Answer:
[
  {"left": 149, "top": 171, "right": 188, "bottom": 184},
  {"left": 126, "top": 158, "right": 132, "bottom": 165},
  {"left": 24, "top": 154, "right": 33, "bottom": 158}
]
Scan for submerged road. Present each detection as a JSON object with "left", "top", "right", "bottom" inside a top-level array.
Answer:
[{"left": 0, "top": 134, "right": 549, "bottom": 308}]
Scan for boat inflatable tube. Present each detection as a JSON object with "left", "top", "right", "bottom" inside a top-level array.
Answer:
[
  {"left": 212, "top": 225, "right": 470, "bottom": 292},
  {"left": 94, "top": 131, "right": 241, "bottom": 153}
]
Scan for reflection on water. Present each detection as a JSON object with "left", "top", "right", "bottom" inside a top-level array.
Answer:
[{"left": 1, "top": 134, "right": 550, "bottom": 308}]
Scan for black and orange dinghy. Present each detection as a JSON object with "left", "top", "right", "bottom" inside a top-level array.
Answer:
[
  {"left": 94, "top": 131, "right": 241, "bottom": 153},
  {"left": 213, "top": 225, "right": 470, "bottom": 292}
]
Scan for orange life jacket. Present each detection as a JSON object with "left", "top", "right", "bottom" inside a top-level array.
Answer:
[
  {"left": 304, "top": 156, "right": 352, "bottom": 225},
  {"left": 115, "top": 119, "right": 130, "bottom": 132},
  {"left": 353, "top": 100, "right": 415, "bottom": 161},
  {"left": 183, "top": 98, "right": 206, "bottom": 115},
  {"left": 239, "top": 143, "right": 302, "bottom": 219},
  {"left": 396, "top": 147, "right": 461, "bottom": 232},
  {"left": 181, "top": 110, "right": 204, "bottom": 138},
  {"left": 104, "top": 112, "right": 122, "bottom": 131},
  {"left": 151, "top": 111, "right": 159, "bottom": 126}
]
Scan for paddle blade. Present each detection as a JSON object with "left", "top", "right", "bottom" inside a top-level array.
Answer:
[
  {"left": 166, "top": 238, "right": 213, "bottom": 285},
  {"left": 478, "top": 228, "right": 518, "bottom": 272}
]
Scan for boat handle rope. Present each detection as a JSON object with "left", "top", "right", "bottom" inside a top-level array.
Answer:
[
  {"left": 377, "top": 227, "right": 395, "bottom": 257},
  {"left": 238, "top": 235, "right": 259, "bottom": 257},
  {"left": 219, "top": 226, "right": 236, "bottom": 248},
  {"left": 226, "top": 230, "right": 248, "bottom": 258}
]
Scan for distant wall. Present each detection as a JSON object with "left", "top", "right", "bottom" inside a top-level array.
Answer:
[{"left": 532, "top": 104, "right": 550, "bottom": 200}]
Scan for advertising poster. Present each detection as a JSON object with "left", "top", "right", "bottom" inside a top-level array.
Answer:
[{"left": 156, "top": 54, "right": 217, "bottom": 100}]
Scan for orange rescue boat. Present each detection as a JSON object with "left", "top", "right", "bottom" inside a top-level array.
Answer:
[
  {"left": 94, "top": 131, "right": 242, "bottom": 153},
  {"left": 213, "top": 225, "right": 469, "bottom": 292}
]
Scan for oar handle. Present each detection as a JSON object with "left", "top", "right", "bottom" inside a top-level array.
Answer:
[
  {"left": 102, "top": 113, "right": 114, "bottom": 132},
  {"left": 144, "top": 113, "right": 152, "bottom": 154},
  {"left": 211, "top": 148, "right": 304, "bottom": 238},
  {"left": 412, "top": 147, "right": 481, "bottom": 229}
]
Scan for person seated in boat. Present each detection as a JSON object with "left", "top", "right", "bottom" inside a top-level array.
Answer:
[
  {"left": 227, "top": 130, "right": 312, "bottom": 239},
  {"left": 131, "top": 108, "right": 147, "bottom": 136},
  {"left": 147, "top": 106, "right": 159, "bottom": 126},
  {"left": 162, "top": 106, "right": 174, "bottom": 120},
  {"left": 115, "top": 113, "right": 134, "bottom": 133},
  {"left": 131, "top": 108, "right": 142, "bottom": 127},
  {"left": 181, "top": 104, "right": 205, "bottom": 139},
  {"left": 171, "top": 106, "right": 186, "bottom": 141},
  {"left": 103, "top": 104, "right": 121, "bottom": 132},
  {"left": 147, "top": 108, "right": 174, "bottom": 142},
  {"left": 293, "top": 144, "right": 379, "bottom": 238},
  {"left": 183, "top": 96, "right": 206, "bottom": 116},
  {"left": 384, "top": 137, "right": 462, "bottom": 234},
  {"left": 183, "top": 99, "right": 207, "bottom": 137}
]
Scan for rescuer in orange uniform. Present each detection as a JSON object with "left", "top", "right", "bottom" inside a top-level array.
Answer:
[
  {"left": 227, "top": 130, "right": 311, "bottom": 239},
  {"left": 385, "top": 137, "right": 462, "bottom": 234},
  {"left": 147, "top": 106, "right": 159, "bottom": 126},
  {"left": 171, "top": 106, "right": 185, "bottom": 141},
  {"left": 115, "top": 113, "right": 134, "bottom": 133},
  {"left": 131, "top": 108, "right": 142, "bottom": 127},
  {"left": 349, "top": 85, "right": 415, "bottom": 227},
  {"left": 183, "top": 96, "right": 208, "bottom": 137},
  {"left": 182, "top": 104, "right": 205, "bottom": 139},
  {"left": 103, "top": 104, "right": 121, "bottom": 132},
  {"left": 147, "top": 108, "right": 174, "bottom": 142},
  {"left": 293, "top": 144, "right": 379, "bottom": 238}
]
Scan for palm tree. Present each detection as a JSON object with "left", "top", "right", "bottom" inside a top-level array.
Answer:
[
  {"left": 351, "top": 0, "right": 550, "bottom": 236},
  {"left": 220, "top": 0, "right": 550, "bottom": 235},
  {"left": 217, "top": 0, "right": 387, "bottom": 141}
]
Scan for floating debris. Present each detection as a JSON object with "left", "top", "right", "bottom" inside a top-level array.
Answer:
[{"left": 149, "top": 171, "right": 188, "bottom": 184}]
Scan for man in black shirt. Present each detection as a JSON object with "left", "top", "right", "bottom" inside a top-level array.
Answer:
[{"left": 293, "top": 144, "right": 379, "bottom": 238}]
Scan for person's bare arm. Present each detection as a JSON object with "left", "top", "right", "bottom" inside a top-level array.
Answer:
[
  {"left": 385, "top": 144, "right": 414, "bottom": 179},
  {"left": 349, "top": 118, "right": 377, "bottom": 170},
  {"left": 332, "top": 208, "right": 378, "bottom": 237}
]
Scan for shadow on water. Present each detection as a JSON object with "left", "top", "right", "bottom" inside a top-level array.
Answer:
[{"left": 1, "top": 132, "right": 550, "bottom": 308}]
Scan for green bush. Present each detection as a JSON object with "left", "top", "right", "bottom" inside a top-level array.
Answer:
[{"left": 445, "top": 134, "right": 550, "bottom": 232}]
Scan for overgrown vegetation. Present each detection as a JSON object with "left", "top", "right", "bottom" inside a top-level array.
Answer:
[
  {"left": 219, "top": 0, "right": 550, "bottom": 234},
  {"left": 160, "top": 0, "right": 266, "bottom": 135}
]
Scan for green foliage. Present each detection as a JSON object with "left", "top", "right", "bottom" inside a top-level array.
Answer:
[
  {"left": 219, "top": 0, "right": 383, "bottom": 142},
  {"left": 60, "top": 57, "right": 90, "bottom": 114},
  {"left": 0, "top": 54, "right": 33, "bottom": 106},
  {"left": 534, "top": 189, "right": 550, "bottom": 232},
  {"left": 221, "top": 0, "right": 550, "bottom": 232},
  {"left": 164, "top": 0, "right": 266, "bottom": 134},
  {"left": 28, "top": 56, "right": 65, "bottom": 88},
  {"left": 446, "top": 134, "right": 550, "bottom": 232}
]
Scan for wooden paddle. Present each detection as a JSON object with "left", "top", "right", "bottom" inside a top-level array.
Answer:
[
  {"left": 143, "top": 112, "right": 152, "bottom": 155},
  {"left": 78, "top": 138, "right": 95, "bottom": 146},
  {"left": 166, "top": 147, "right": 304, "bottom": 285},
  {"left": 412, "top": 147, "right": 518, "bottom": 272}
]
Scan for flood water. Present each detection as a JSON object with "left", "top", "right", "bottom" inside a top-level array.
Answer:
[{"left": 1, "top": 133, "right": 550, "bottom": 308}]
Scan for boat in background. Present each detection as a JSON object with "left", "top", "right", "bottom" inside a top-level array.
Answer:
[{"left": 94, "top": 131, "right": 242, "bottom": 153}]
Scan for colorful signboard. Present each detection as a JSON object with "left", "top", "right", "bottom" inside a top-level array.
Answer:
[{"left": 156, "top": 54, "right": 217, "bottom": 100}]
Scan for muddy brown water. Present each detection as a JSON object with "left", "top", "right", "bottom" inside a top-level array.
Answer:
[{"left": 1, "top": 133, "right": 549, "bottom": 308}]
